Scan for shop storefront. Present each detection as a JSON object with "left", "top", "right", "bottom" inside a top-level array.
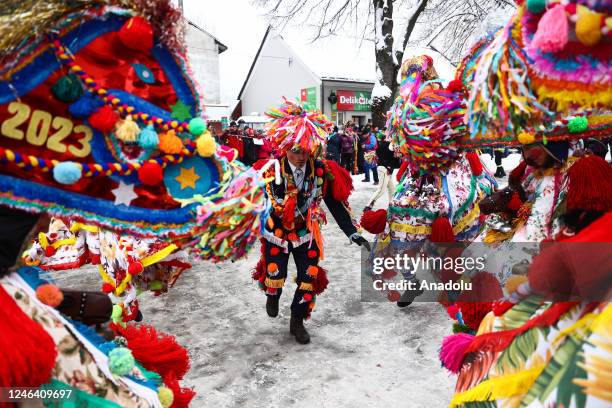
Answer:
[{"left": 321, "top": 79, "right": 374, "bottom": 127}]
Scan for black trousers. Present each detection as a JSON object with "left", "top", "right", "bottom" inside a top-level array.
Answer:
[
  {"left": 264, "top": 241, "right": 320, "bottom": 319},
  {"left": 341, "top": 153, "right": 354, "bottom": 173}
]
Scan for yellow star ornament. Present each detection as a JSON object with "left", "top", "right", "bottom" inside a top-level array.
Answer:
[{"left": 175, "top": 166, "right": 200, "bottom": 190}]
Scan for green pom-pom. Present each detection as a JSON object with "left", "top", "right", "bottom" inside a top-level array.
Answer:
[
  {"left": 189, "top": 117, "right": 207, "bottom": 136},
  {"left": 526, "top": 0, "right": 546, "bottom": 13},
  {"left": 108, "top": 347, "right": 135, "bottom": 376},
  {"left": 51, "top": 74, "right": 83, "bottom": 103},
  {"left": 158, "top": 386, "right": 174, "bottom": 408},
  {"left": 568, "top": 116, "right": 588, "bottom": 133},
  {"left": 111, "top": 304, "right": 123, "bottom": 322}
]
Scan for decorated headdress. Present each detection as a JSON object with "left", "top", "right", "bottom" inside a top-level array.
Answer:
[
  {"left": 265, "top": 99, "right": 333, "bottom": 157},
  {"left": 0, "top": 0, "right": 222, "bottom": 242},
  {"left": 466, "top": 0, "right": 612, "bottom": 148},
  {"left": 386, "top": 55, "right": 466, "bottom": 175}
]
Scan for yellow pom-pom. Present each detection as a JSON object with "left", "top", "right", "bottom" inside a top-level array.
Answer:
[
  {"left": 158, "top": 386, "right": 174, "bottom": 408},
  {"left": 575, "top": 5, "right": 603, "bottom": 46},
  {"left": 196, "top": 131, "right": 217, "bottom": 157},
  {"left": 115, "top": 116, "right": 140, "bottom": 142},
  {"left": 504, "top": 275, "right": 528, "bottom": 295},
  {"left": 517, "top": 131, "right": 535, "bottom": 145},
  {"left": 158, "top": 130, "right": 184, "bottom": 154}
]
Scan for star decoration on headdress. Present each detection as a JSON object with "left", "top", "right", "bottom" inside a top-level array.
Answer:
[
  {"left": 112, "top": 181, "right": 137, "bottom": 206},
  {"left": 175, "top": 166, "right": 200, "bottom": 190},
  {"left": 171, "top": 100, "right": 192, "bottom": 122}
]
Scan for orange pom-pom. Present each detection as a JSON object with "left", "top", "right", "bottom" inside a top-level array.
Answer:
[
  {"left": 307, "top": 265, "right": 319, "bottom": 278},
  {"left": 274, "top": 229, "right": 283, "bottom": 238},
  {"left": 36, "top": 284, "right": 64, "bottom": 307},
  {"left": 158, "top": 131, "right": 184, "bottom": 154},
  {"left": 267, "top": 263, "right": 278, "bottom": 273}
]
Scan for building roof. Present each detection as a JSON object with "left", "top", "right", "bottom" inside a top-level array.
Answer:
[{"left": 187, "top": 20, "right": 228, "bottom": 54}]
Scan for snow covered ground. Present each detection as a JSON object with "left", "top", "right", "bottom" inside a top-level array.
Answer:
[{"left": 51, "top": 153, "right": 522, "bottom": 408}]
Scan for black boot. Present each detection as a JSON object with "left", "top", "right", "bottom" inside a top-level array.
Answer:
[
  {"left": 397, "top": 282, "right": 424, "bottom": 308},
  {"left": 289, "top": 314, "right": 310, "bottom": 344},
  {"left": 266, "top": 296, "right": 279, "bottom": 318},
  {"left": 494, "top": 166, "right": 506, "bottom": 178}
]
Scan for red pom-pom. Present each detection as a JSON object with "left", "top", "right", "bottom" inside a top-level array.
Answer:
[
  {"left": 44, "top": 246, "right": 56, "bottom": 257},
  {"left": 507, "top": 192, "right": 524, "bottom": 212},
  {"left": 458, "top": 302, "right": 493, "bottom": 331},
  {"left": 381, "top": 269, "right": 397, "bottom": 279},
  {"left": 466, "top": 152, "right": 483, "bottom": 176},
  {"left": 118, "top": 16, "right": 154, "bottom": 51},
  {"left": 565, "top": 2, "right": 576, "bottom": 15},
  {"left": 102, "top": 282, "right": 115, "bottom": 293},
  {"left": 312, "top": 266, "right": 329, "bottom": 295},
  {"left": 397, "top": 160, "right": 410, "bottom": 182},
  {"left": 270, "top": 247, "right": 280, "bottom": 256},
  {"left": 360, "top": 209, "right": 388, "bottom": 234},
  {"left": 446, "top": 304, "right": 461, "bottom": 320},
  {"left": 88, "top": 105, "right": 119, "bottom": 133},
  {"left": 138, "top": 162, "right": 164, "bottom": 186},
  {"left": 446, "top": 79, "right": 464, "bottom": 93},
  {"left": 35, "top": 284, "right": 64, "bottom": 307},
  {"left": 303, "top": 293, "right": 313, "bottom": 302},
  {"left": 128, "top": 261, "right": 144, "bottom": 275},
  {"left": 326, "top": 160, "right": 353, "bottom": 201},
  {"left": 307, "top": 249, "right": 318, "bottom": 259},
  {"left": 430, "top": 217, "right": 455, "bottom": 243},
  {"left": 315, "top": 167, "right": 324, "bottom": 176}
]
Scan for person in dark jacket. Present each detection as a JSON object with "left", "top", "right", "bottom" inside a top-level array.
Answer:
[
  {"left": 326, "top": 126, "right": 342, "bottom": 163},
  {"left": 340, "top": 129, "right": 355, "bottom": 172}
]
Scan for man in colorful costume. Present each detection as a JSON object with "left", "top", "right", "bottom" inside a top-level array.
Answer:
[
  {"left": 252, "top": 100, "right": 369, "bottom": 344},
  {"left": 361, "top": 55, "right": 496, "bottom": 307},
  {"left": 0, "top": 0, "right": 261, "bottom": 405}
]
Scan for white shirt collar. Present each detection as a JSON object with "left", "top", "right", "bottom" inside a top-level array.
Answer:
[{"left": 287, "top": 161, "right": 306, "bottom": 175}]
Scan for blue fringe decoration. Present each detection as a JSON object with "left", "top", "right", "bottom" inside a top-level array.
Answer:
[{"left": 68, "top": 93, "right": 104, "bottom": 118}]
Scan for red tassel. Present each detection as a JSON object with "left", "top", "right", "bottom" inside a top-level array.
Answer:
[
  {"left": 507, "top": 192, "right": 524, "bottom": 212},
  {"left": 118, "top": 324, "right": 190, "bottom": 380},
  {"left": 325, "top": 160, "right": 353, "bottom": 202},
  {"left": 312, "top": 266, "right": 329, "bottom": 295},
  {"left": 0, "top": 285, "right": 57, "bottom": 390},
  {"left": 466, "top": 152, "right": 483, "bottom": 176},
  {"left": 283, "top": 196, "right": 296, "bottom": 229},
  {"left": 252, "top": 159, "right": 269, "bottom": 171},
  {"left": 88, "top": 105, "right": 119, "bottom": 133},
  {"left": 508, "top": 160, "right": 527, "bottom": 187},
  {"left": 360, "top": 209, "right": 388, "bottom": 234},
  {"left": 446, "top": 79, "right": 464, "bottom": 93},
  {"left": 164, "top": 374, "right": 196, "bottom": 408},
  {"left": 567, "top": 155, "right": 612, "bottom": 212},
  {"left": 397, "top": 160, "right": 409, "bottom": 182},
  {"left": 430, "top": 217, "right": 455, "bottom": 243},
  {"left": 457, "top": 302, "right": 493, "bottom": 331},
  {"left": 118, "top": 16, "right": 154, "bottom": 51}
]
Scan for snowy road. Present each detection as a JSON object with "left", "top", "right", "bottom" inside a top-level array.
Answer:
[{"left": 51, "top": 154, "right": 521, "bottom": 408}]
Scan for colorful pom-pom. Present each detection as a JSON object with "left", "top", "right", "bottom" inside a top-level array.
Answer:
[
  {"left": 108, "top": 347, "right": 135, "bottom": 376},
  {"left": 267, "top": 263, "right": 278, "bottom": 273},
  {"left": 446, "top": 79, "right": 463, "bottom": 93},
  {"left": 315, "top": 167, "right": 324, "bottom": 177},
  {"left": 53, "top": 161, "right": 82, "bottom": 185},
  {"left": 102, "top": 282, "right": 115, "bottom": 293},
  {"left": 158, "top": 131, "right": 184, "bottom": 154},
  {"left": 69, "top": 94, "right": 104, "bottom": 119},
  {"left": 138, "top": 162, "right": 164, "bottom": 186},
  {"left": 138, "top": 125, "right": 159, "bottom": 149},
  {"left": 158, "top": 386, "right": 174, "bottom": 408},
  {"left": 439, "top": 333, "right": 474, "bottom": 373},
  {"left": 196, "top": 131, "right": 217, "bottom": 157},
  {"left": 188, "top": 117, "right": 207, "bottom": 136},
  {"left": 35, "top": 284, "right": 64, "bottom": 307},
  {"left": 531, "top": 4, "right": 569, "bottom": 53},
  {"left": 274, "top": 229, "right": 283, "bottom": 238},
  {"left": 270, "top": 247, "right": 280, "bottom": 256},
  {"left": 89, "top": 105, "right": 119, "bottom": 133},
  {"left": 307, "top": 250, "right": 317, "bottom": 259},
  {"left": 44, "top": 246, "right": 57, "bottom": 257},
  {"left": 575, "top": 6, "right": 603, "bottom": 46},
  {"left": 568, "top": 116, "right": 588, "bottom": 133},
  {"left": 307, "top": 265, "right": 318, "bottom": 277},
  {"left": 115, "top": 117, "right": 140, "bottom": 142},
  {"left": 51, "top": 74, "right": 83, "bottom": 103},
  {"left": 526, "top": 0, "right": 546, "bottom": 14},
  {"left": 303, "top": 293, "right": 313, "bottom": 302},
  {"left": 507, "top": 192, "right": 524, "bottom": 212},
  {"left": 128, "top": 261, "right": 144, "bottom": 275},
  {"left": 217, "top": 145, "right": 238, "bottom": 162},
  {"left": 517, "top": 131, "right": 535, "bottom": 145},
  {"left": 118, "top": 16, "right": 153, "bottom": 51}
]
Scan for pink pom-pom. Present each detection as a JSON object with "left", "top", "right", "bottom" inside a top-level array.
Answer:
[
  {"left": 439, "top": 333, "right": 475, "bottom": 373},
  {"left": 531, "top": 4, "right": 569, "bottom": 53}
]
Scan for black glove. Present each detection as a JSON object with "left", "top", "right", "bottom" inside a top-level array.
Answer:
[{"left": 350, "top": 233, "right": 371, "bottom": 252}]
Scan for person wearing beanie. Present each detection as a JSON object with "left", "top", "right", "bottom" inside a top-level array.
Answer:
[{"left": 253, "top": 100, "right": 369, "bottom": 344}]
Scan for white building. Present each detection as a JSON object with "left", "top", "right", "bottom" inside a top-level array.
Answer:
[
  {"left": 234, "top": 26, "right": 376, "bottom": 127},
  {"left": 185, "top": 20, "right": 229, "bottom": 133}
]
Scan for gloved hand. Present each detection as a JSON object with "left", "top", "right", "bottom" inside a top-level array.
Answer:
[{"left": 350, "top": 233, "right": 371, "bottom": 252}]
